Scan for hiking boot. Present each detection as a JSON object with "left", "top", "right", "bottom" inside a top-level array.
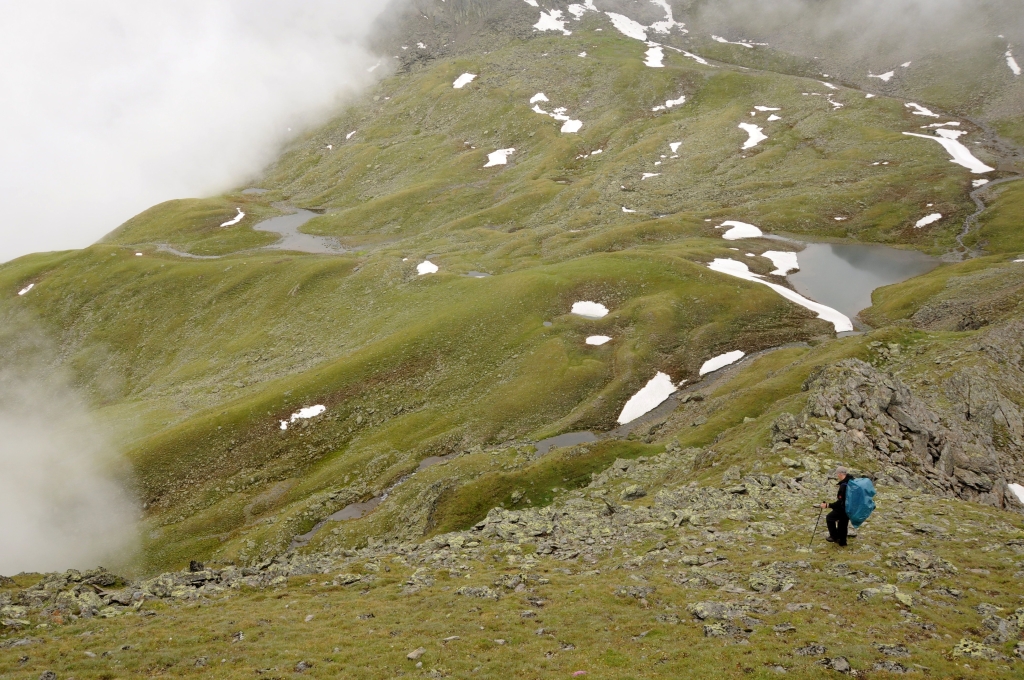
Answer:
[{"left": 825, "top": 537, "right": 835, "bottom": 543}]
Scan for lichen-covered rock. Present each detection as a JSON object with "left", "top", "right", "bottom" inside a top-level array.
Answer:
[
  {"left": 951, "top": 638, "right": 1005, "bottom": 660},
  {"left": 799, "top": 359, "right": 1023, "bottom": 511},
  {"left": 455, "top": 586, "right": 500, "bottom": 600}
]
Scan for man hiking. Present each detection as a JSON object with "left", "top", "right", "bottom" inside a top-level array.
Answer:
[{"left": 820, "top": 467, "right": 850, "bottom": 547}]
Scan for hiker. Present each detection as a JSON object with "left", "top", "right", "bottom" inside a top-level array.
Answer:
[{"left": 819, "top": 466, "right": 850, "bottom": 547}]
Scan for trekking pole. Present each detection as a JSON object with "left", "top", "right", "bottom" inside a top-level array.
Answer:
[{"left": 808, "top": 507, "right": 824, "bottom": 549}]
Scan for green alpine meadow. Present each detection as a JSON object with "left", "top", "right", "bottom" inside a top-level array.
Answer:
[{"left": 3, "top": 1, "right": 1024, "bottom": 677}]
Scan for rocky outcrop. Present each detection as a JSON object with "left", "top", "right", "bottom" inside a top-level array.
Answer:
[{"left": 786, "top": 359, "right": 1024, "bottom": 511}]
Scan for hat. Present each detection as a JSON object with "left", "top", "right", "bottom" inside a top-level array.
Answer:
[{"left": 833, "top": 466, "right": 848, "bottom": 476}]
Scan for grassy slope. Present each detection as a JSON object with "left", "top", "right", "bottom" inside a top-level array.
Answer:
[{"left": 0, "top": 15, "right": 1015, "bottom": 574}]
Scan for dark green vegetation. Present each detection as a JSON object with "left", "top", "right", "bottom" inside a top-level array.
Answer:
[{"left": 0, "top": 0, "right": 1022, "bottom": 602}]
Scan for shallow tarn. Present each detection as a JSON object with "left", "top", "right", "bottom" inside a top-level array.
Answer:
[{"left": 787, "top": 242, "right": 939, "bottom": 322}]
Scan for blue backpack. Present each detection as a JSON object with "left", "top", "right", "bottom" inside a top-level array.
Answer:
[{"left": 846, "top": 477, "right": 876, "bottom": 529}]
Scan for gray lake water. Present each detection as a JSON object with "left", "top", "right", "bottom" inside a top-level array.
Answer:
[
  {"left": 534, "top": 431, "right": 598, "bottom": 455},
  {"left": 786, "top": 243, "right": 938, "bottom": 321},
  {"left": 253, "top": 209, "right": 344, "bottom": 254}
]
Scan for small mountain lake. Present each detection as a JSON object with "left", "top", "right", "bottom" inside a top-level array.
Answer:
[
  {"left": 785, "top": 242, "right": 939, "bottom": 323},
  {"left": 253, "top": 209, "right": 344, "bottom": 254}
]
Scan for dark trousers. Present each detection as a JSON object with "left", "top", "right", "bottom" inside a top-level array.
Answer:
[{"left": 826, "top": 508, "right": 849, "bottom": 546}]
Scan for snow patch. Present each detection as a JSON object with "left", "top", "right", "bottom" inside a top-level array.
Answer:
[
  {"left": 280, "top": 404, "right": 327, "bottom": 431},
  {"left": 902, "top": 130, "right": 994, "bottom": 174},
  {"left": 417, "top": 260, "right": 439, "bottom": 275},
  {"left": 762, "top": 251, "right": 799, "bottom": 275},
  {"left": 719, "top": 220, "right": 763, "bottom": 240},
  {"left": 905, "top": 102, "right": 940, "bottom": 117},
  {"left": 530, "top": 93, "right": 549, "bottom": 104},
  {"left": 622, "top": 207, "right": 636, "bottom": 213},
  {"left": 641, "top": 173, "right": 661, "bottom": 180},
  {"left": 1007, "top": 50, "right": 1022, "bottom": 76},
  {"left": 523, "top": 0, "right": 538, "bottom": 6},
  {"left": 346, "top": 130, "right": 356, "bottom": 139},
  {"left": 605, "top": 12, "right": 648, "bottom": 41},
  {"left": 617, "top": 372, "right": 677, "bottom": 424},
  {"left": 572, "top": 301, "right": 609, "bottom": 318},
  {"left": 652, "top": 95, "right": 686, "bottom": 112},
  {"left": 644, "top": 44, "right": 665, "bottom": 68},
  {"left": 738, "top": 123, "right": 767, "bottom": 149},
  {"left": 1009, "top": 483, "right": 1024, "bottom": 504},
  {"left": 669, "top": 142, "right": 681, "bottom": 153},
  {"left": 561, "top": 119, "right": 583, "bottom": 133},
  {"left": 535, "top": 10, "right": 572, "bottom": 36},
  {"left": 17, "top": 283, "right": 34, "bottom": 296},
  {"left": 868, "top": 71, "right": 894, "bottom": 82},
  {"left": 567, "top": 1, "right": 596, "bottom": 19},
  {"left": 700, "top": 351, "right": 745, "bottom": 376},
  {"left": 712, "top": 35, "right": 754, "bottom": 48},
  {"left": 483, "top": 148, "right": 516, "bottom": 167},
  {"left": 707, "top": 258, "right": 853, "bottom": 332},
  {"left": 453, "top": 73, "right": 477, "bottom": 89},
  {"left": 220, "top": 208, "right": 245, "bottom": 227},
  {"left": 586, "top": 335, "right": 612, "bottom": 346},
  {"left": 973, "top": 179, "right": 990, "bottom": 188},
  {"left": 754, "top": 106, "right": 780, "bottom": 112},
  {"left": 648, "top": 0, "right": 686, "bottom": 34},
  {"left": 915, "top": 213, "right": 942, "bottom": 228},
  {"left": 767, "top": 114, "right": 781, "bottom": 121}
]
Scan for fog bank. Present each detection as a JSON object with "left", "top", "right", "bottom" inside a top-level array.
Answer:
[
  {"left": 0, "top": 1, "right": 393, "bottom": 263},
  {"left": 0, "top": 318, "right": 136, "bottom": 575}
]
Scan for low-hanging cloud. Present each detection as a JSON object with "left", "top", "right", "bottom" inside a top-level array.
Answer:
[
  {"left": 687, "top": 0, "right": 1024, "bottom": 59},
  {"left": 0, "top": 1, "right": 395, "bottom": 263},
  {"left": 0, "top": 316, "right": 136, "bottom": 575}
]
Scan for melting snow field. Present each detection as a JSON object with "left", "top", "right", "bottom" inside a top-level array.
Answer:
[
  {"left": 708, "top": 258, "right": 853, "bottom": 332},
  {"left": 530, "top": 95, "right": 582, "bottom": 133},
  {"left": 617, "top": 372, "right": 677, "bottom": 424},
  {"left": 712, "top": 35, "right": 754, "bottom": 48},
  {"left": 902, "top": 129, "right": 994, "bottom": 174},
  {"left": 915, "top": 213, "right": 942, "bottom": 228},
  {"left": 973, "top": 179, "right": 990, "bottom": 188},
  {"left": 738, "top": 123, "right": 767, "bottom": 149},
  {"left": 280, "top": 404, "right": 327, "bottom": 431},
  {"left": 484, "top": 148, "right": 515, "bottom": 167},
  {"left": 220, "top": 208, "right": 245, "bottom": 227},
  {"left": 1008, "top": 50, "right": 1022, "bottom": 76},
  {"left": 652, "top": 96, "right": 686, "bottom": 112},
  {"left": 453, "top": 73, "right": 477, "bottom": 89},
  {"left": 417, "top": 260, "right": 439, "bottom": 275},
  {"left": 868, "top": 71, "right": 894, "bottom": 82},
  {"left": 535, "top": 10, "right": 571, "bottom": 36},
  {"left": 572, "top": 301, "right": 609, "bottom": 318},
  {"left": 586, "top": 335, "right": 612, "bottom": 346},
  {"left": 644, "top": 44, "right": 665, "bottom": 67},
  {"left": 762, "top": 251, "right": 799, "bottom": 275},
  {"left": 606, "top": 12, "right": 648, "bottom": 41},
  {"left": 906, "top": 103, "right": 940, "bottom": 118},
  {"left": 719, "top": 221, "right": 763, "bottom": 240},
  {"left": 700, "top": 350, "right": 745, "bottom": 376},
  {"left": 17, "top": 283, "right": 34, "bottom": 296},
  {"left": 1010, "top": 482, "right": 1024, "bottom": 504}
]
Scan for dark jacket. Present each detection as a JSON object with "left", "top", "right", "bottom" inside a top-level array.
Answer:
[{"left": 829, "top": 477, "right": 849, "bottom": 515}]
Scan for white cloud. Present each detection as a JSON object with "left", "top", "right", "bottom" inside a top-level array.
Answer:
[{"left": 0, "top": 1, "right": 390, "bottom": 262}]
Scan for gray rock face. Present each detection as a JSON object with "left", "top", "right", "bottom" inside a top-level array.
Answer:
[{"left": 794, "top": 359, "right": 1023, "bottom": 511}]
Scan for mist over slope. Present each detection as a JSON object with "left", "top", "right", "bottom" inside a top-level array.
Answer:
[
  {"left": 0, "top": 315, "right": 136, "bottom": 574},
  {"left": 0, "top": 0, "right": 397, "bottom": 263}
]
